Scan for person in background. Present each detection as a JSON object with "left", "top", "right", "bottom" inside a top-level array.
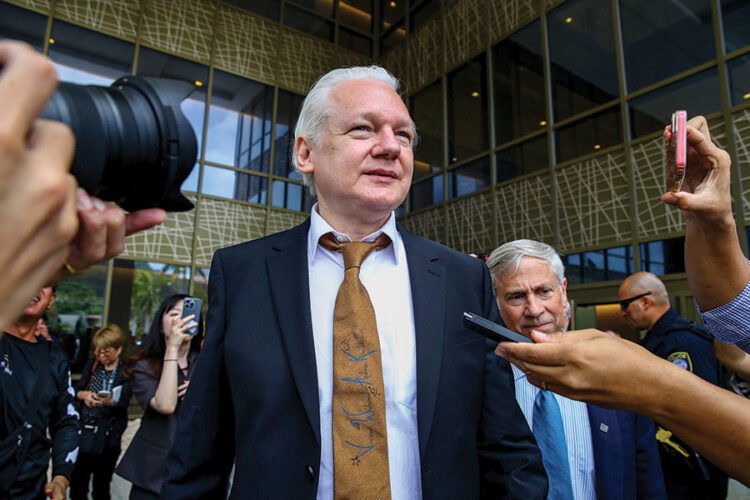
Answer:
[
  {"left": 619, "top": 272, "right": 727, "bottom": 500},
  {"left": 0, "top": 286, "right": 79, "bottom": 500},
  {"left": 71, "top": 324, "right": 132, "bottom": 500},
  {"left": 488, "top": 239, "right": 665, "bottom": 500},
  {"left": 115, "top": 295, "right": 202, "bottom": 499}
]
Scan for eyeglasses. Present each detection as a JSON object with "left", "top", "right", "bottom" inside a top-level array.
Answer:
[
  {"left": 95, "top": 347, "right": 115, "bottom": 355},
  {"left": 619, "top": 291, "right": 651, "bottom": 311}
]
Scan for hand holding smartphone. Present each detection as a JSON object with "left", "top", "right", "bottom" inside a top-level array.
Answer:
[
  {"left": 666, "top": 110, "right": 687, "bottom": 193},
  {"left": 181, "top": 296, "right": 202, "bottom": 335}
]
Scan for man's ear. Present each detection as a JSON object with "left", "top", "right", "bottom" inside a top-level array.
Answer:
[{"left": 296, "top": 136, "right": 315, "bottom": 174}]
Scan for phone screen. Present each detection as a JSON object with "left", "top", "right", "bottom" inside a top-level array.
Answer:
[{"left": 666, "top": 110, "right": 687, "bottom": 193}]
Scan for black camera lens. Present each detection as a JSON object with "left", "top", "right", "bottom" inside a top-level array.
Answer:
[{"left": 41, "top": 76, "right": 198, "bottom": 212}]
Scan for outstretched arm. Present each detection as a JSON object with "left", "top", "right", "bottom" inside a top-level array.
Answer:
[{"left": 496, "top": 330, "right": 750, "bottom": 486}]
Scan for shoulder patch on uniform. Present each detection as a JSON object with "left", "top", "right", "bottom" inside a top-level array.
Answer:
[{"left": 667, "top": 351, "right": 693, "bottom": 372}]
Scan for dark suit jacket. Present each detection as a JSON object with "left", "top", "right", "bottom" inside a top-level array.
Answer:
[
  {"left": 587, "top": 405, "right": 666, "bottom": 500},
  {"left": 160, "top": 220, "right": 547, "bottom": 499}
]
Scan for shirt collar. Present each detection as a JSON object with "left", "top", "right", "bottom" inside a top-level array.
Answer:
[{"left": 307, "top": 203, "right": 401, "bottom": 265}]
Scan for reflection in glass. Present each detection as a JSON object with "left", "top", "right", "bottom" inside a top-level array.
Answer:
[
  {"left": 182, "top": 163, "right": 200, "bottom": 192},
  {"left": 382, "top": 0, "right": 405, "bottom": 32},
  {"left": 492, "top": 21, "right": 546, "bottom": 145},
  {"left": 0, "top": 3, "right": 47, "bottom": 49},
  {"left": 274, "top": 89, "right": 305, "bottom": 179},
  {"left": 629, "top": 69, "right": 720, "bottom": 138},
  {"left": 447, "top": 54, "right": 489, "bottom": 164},
  {"left": 53, "top": 262, "right": 108, "bottom": 373},
  {"left": 340, "top": 0, "right": 373, "bottom": 33},
  {"left": 137, "top": 48, "right": 209, "bottom": 156},
  {"left": 582, "top": 249, "right": 605, "bottom": 282},
  {"left": 496, "top": 135, "right": 548, "bottom": 183},
  {"left": 721, "top": 0, "right": 750, "bottom": 53},
  {"left": 380, "top": 22, "right": 405, "bottom": 54},
  {"left": 606, "top": 246, "right": 633, "bottom": 281},
  {"left": 448, "top": 156, "right": 490, "bottom": 198},
  {"left": 411, "top": 80, "right": 443, "bottom": 180},
  {"left": 563, "top": 253, "right": 582, "bottom": 284},
  {"left": 110, "top": 259, "right": 190, "bottom": 343},
  {"left": 48, "top": 20, "right": 134, "bottom": 85},
  {"left": 410, "top": 174, "right": 443, "bottom": 210},
  {"left": 563, "top": 246, "right": 634, "bottom": 283},
  {"left": 728, "top": 56, "right": 750, "bottom": 107},
  {"left": 620, "top": 0, "right": 714, "bottom": 92},
  {"left": 288, "top": 0, "right": 335, "bottom": 18},
  {"left": 284, "top": 4, "right": 334, "bottom": 42},
  {"left": 271, "top": 180, "right": 313, "bottom": 212},
  {"left": 202, "top": 165, "right": 267, "bottom": 205},
  {"left": 555, "top": 106, "right": 621, "bottom": 163},
  {"left": 205, "top": 70, "right": 273, "bottom": 172},
  {"left": 223, "top": 0, "right": 281, "bottom": 21},
  {"left": 410, "top": 0, "right": 441, "bottom": 32},
  {"left": 639, "top": 237, "right": 685, "bottom": 275},
  {"left": 339, "top": 27, "right": 372, "bottom": 56},
  {"left": 548, "top": 0, "right": 618, "bottom": 121}
]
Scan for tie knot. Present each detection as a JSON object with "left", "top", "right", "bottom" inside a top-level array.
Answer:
[{"left": 319, "top": 232, "right": 391, "bottom": 270}]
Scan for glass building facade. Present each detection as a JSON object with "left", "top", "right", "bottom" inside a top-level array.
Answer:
[{"left": 2, "top": 0, "right": 749, "bottom": 354}]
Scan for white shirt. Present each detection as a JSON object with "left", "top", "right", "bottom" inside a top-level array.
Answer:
[
  {"left": 511, "top": 364, "right": 596, "bottom": 500},
  {"left": 308, "top": 206, "right": 422, "bottom": 500}
]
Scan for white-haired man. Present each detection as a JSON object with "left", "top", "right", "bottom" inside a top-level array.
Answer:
[
  {"left": 488, "top": 239, "right": 666, "bottom": 500},
  {"left": 161, "top": 67, "right": 547, "bottom": 498}
]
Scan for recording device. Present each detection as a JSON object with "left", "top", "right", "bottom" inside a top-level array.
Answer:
[
  {"left": 463, "top": 312, "right": 533, "bottom": 343},
  {"left": 666, "top": 110, "right": 687, "bottom": 193},
  {"left": 96, "top": 390, "right": 111, "bottom": 399},
  {"left": 41, "top": 76, "right": 198, "bottom": 212},
  {"left": 181, "top": 296, "right": 202, "bottom": 335}
]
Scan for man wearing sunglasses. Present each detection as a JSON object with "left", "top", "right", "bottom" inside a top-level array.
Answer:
[{"left": 618, "top": 272, "right": 726, "bottom": 500}]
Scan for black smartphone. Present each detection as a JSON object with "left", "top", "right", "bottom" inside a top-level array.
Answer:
[
  {"left": 181, "top": 297, "right": 202, "bottom": 335},
  {"left": 463, "top": 312, "right": 533, "bottom": 343}
]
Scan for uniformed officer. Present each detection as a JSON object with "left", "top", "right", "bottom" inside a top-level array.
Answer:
[{"left": 619, "top": 271, "right": 727, "bottom": 500}]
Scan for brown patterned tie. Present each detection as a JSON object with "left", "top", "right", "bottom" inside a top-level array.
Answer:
[{"left": 319, "top": 232, "right": 392, "bottom": 500}]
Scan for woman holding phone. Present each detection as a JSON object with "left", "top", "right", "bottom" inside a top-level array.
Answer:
[
  {"left": 115, "top": 294, "right": 202, "bottom": 499},
  {"left": 71, "top": 324, "right": 132, "bottom": 500}
]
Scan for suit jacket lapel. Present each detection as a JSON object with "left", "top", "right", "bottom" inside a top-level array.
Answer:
[
  {"left": 267, "top": 220, "right": 321, "bottom": 447},
  {"left": 401, "top": 227, "right": 446, "bottom": 456}
]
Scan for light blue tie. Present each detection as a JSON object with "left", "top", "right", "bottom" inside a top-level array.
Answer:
[{"left": 533, "top": 389, "right": 575, "bottom": 500}]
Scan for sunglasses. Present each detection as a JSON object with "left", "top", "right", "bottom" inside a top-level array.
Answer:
[{"left": 619, "top": 291, "right": 651, "bottom": 311}]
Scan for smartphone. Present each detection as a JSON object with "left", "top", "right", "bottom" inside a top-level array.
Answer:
[
  {"left": 96, "top": 390, "right": 111, "bottom": 399},
  {"left": 667, "top": 110, "right": 687, "bottom": 193},
  {"left": 463, "top": 312, "right": 533, "bottom": 343},
  {"left": 181, "top": 297, "right": 202, "bottom": 335}
]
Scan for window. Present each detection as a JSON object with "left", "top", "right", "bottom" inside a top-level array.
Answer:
[
  {"left": 721, "top": 0, "right": 750, "bottom": 54},
  {"left": 492, "top": 21, "right": 546, "bottom": 145},
  {"left": 496, "top": 135, "right": 548, "bottom": 183},
  {"left": 555, "top": 107, "right": 621, "bottom": 163},
  {"left": 284, "top": 4, "right": 334, "bottom": 42},
  {"left": 340, "top": 0, "right": 373, "bottom": 33},
  {"left": 548, "top": 0, "right": 618, "bottom": 121},
  {"left": 640, "top": 237, "right": 686, "bottom": 275},
  {"left": 274, "top": 89, "right": 306, "bottom": 179},
  {"left": 202, "top": 166, "right": 268, "bottom": 205},
  {"left": 0, "top": 3, "right": 47, "bottom": 50},
  {"left": 620, "top": 0, "right": 714, "bottom": 92},
  {"left": 629, "top": 69, "right": 721, "bottom": 138},
  {"left": 205, "top": 70, "right": 273, "bottom": 173},
  {"left": 563, "top": 245, "right": 634, "bottom": 284},
  {"left": 410, "top": 174, "right": 443, "bottom": 210},
  {"left": 447, "top": 54, "right": 489, "bottom": 164},
  {"left": 271, "top": 180, "right": 313, "bottom": 211},
  {"left": 411, "top": 80, "right": 444, "bottom": 180},
  {"left": 727, "top": 56, "right": 750, "bottom": 107},
  {"left": 448, "top": 156, "right": 490, "bottom": 198}
]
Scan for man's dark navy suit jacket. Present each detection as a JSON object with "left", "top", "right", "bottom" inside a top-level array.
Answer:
[{"left": 160, "top": 220, "right": 548, "bottom": 499}]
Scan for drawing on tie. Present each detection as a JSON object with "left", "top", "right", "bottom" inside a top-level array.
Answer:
[
  {"left": 341, "top": 349, "right": 378, "bottom": 362},
  {"left": 340, "top": 374, "right": 372, "bottom": 387},
  {"left": 342, "top": 408, "right": 374, "bottom": 428},
  {"left": 345, "top": 441, "right": 375, "bottom": 465}
]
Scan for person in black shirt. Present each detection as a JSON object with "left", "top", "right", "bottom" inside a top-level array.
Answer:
[{"left": 0, "top": 286, "right": 79, "bottom": 500}]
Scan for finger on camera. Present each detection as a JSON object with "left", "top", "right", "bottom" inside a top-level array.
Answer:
[
  {"left": 28, "top": 119, "right": 75, "bottom": 169},
  {"left": 125, "top": 208, "right": 167, "bottom": 236},
  {"left": 0, "top": 41, "right": 59, "bottom": 135}
]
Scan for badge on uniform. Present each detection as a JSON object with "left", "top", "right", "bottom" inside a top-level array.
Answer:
[{"left": 667, "top": 351, "right": 693, "bottom": 372}]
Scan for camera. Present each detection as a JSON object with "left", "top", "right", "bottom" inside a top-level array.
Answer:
[{"left": 42, "top": 76, "right": 198, "bottom": 212}]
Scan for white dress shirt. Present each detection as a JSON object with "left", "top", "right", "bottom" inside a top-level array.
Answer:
[
  {"left": 511, "top": 364, "right": 596, "bottom": 500},
  {"left": 308, "top": 206, "right": 422, "bottom": 500}
]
